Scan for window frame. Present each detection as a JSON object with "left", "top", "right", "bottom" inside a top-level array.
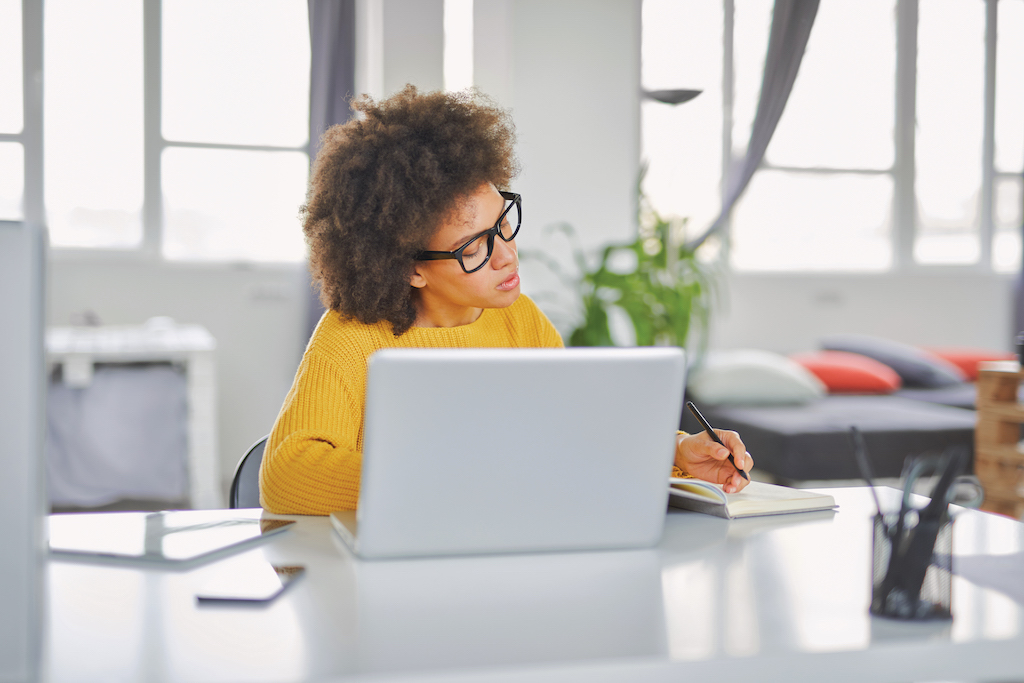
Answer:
[
  {"left": 700, "top": 0, "right": 1015, "bottom": 274},
  {"left": 11, "top": 0, "right": 41, "bottom": 228},
  {"left": 19, "top": 0, "right": 311, "bottom": 264}
]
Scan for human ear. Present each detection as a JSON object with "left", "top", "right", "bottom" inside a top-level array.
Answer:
[{"left": 409, "top": 264, "right": 428, "bottom": 289}]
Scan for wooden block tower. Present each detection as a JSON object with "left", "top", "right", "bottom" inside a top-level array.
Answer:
[{"left": 975, "top": 360, "right": 1024, "bottom": 518}]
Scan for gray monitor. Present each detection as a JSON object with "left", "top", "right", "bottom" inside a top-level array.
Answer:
[{"left": 0, "top": 220, "right": 47, "bottom": 681}]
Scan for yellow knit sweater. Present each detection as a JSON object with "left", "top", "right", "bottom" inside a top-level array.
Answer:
[{"left": 259, "top": 295, "right": 564, "bottom": 515}]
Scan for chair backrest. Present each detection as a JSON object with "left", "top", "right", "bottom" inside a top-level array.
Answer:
[{"left": 229, "top": 436, "right": 268, "bottom": 509}]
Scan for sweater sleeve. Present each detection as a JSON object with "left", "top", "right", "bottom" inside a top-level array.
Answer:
[
  {"left": 259, "top": 351, "right": 365, "bottom": 515},
  {"left": 672, "top": 431, "right": 691, "bottom": 479}
]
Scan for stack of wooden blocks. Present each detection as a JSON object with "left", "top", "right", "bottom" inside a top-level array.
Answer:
[{"left": 975, "top": 360, "right": 1024, "bottom": 518}]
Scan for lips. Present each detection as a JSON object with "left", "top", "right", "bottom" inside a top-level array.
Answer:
[{"left": 497, "top": 271, "right": 520, "bottom": 291}]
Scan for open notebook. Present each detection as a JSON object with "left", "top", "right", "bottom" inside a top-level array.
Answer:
[{"left": 668, "top": 479, "right": 837, "bottom": 519}]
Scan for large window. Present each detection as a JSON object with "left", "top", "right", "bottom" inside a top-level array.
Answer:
[
  {"left": 642, "top": 0, "right": 1024, "bottom": 274},
  {"left": 17, "top": 0, "right": 311, "bottom": 263}
]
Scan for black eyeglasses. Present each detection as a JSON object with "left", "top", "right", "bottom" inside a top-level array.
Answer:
[{"left": 415, "top": 191, "right": 521, "bottom": 274}]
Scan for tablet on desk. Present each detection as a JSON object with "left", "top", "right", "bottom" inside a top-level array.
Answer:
[{"left": 48, "top": 508, "right": 294, "bottom": 567}]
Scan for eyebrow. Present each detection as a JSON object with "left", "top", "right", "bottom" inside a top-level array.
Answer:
[
  {"left": 448, "top": 227, "right": 488, "bottom": 251},
  {"left": 447, "top": 206, "right": 507, "bottom": 251}
]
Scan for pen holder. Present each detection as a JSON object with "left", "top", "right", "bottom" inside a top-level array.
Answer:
[{"left": 870, "top": 512, "right": 953, "bottom": 621}]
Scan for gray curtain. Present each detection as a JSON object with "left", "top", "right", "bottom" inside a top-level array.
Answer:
[
  {"left": 306, "top": 0, "right": 357, "bottom": 339},
  {"left": 1015, "top": 273, "right": 1023, "bottom": 345},
  {"left": 1016, "top": 170, "right": 1024, "bottom": 344},
  {"left": 686, "top": 0, "right": 820, "bottom": 251}
]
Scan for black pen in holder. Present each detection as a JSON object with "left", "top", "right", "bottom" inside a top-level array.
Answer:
[
  {"left": 851, "top": 434, "right": 964, "bottom": 622},
  {"left": 870, "top": 511, "right": 953, "bottom": 621}
]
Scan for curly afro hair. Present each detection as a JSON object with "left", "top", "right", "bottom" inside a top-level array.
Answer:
[{"left": 302, "top": 85, "right": 519, "bottom": 336}]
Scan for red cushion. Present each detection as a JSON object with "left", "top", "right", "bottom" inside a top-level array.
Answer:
[
  {"left": 922, "top": 347, "right": 1017, "bottom": 381},
  {"left": 790, "top": 351, "right": 902, "bottom": 394}
]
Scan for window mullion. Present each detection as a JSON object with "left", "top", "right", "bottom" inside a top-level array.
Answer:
[
  {"left": 162, "top": 140, "right": 310, "bottom": 154},
  {"left": 759, "top": 164, "right": 892, "bottom": 176},
  {"left": 979, "top": 0, "right": 997, "bottom": 269},
  {"left": 143, "top": 0, "right": 163, "bottom": 258},
  {"left": 893, "top": 0, "right": 918, "bottom": 271},
  {"left": 721, "top": 0, "right": 734, "bottom": 262},
  {"left": 22, "top": 0, "right": 43, "bottom": 226}
]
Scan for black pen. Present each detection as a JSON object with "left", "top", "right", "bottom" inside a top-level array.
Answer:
[
  {"left": 850, "top": 426, "right": 885, "bottom": 524},
  {"left": 686, "top": 401, "right": 749, "bottom": 481}
]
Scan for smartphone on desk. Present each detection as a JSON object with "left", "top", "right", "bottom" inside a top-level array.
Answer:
[{"left": 196, "top": 562, "right": 305, "bottom": 604}]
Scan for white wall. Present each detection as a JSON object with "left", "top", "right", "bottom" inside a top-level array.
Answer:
[
  {"left": 476, "top": 0, "right": 643, "bottom": 335},
  {"left": 711, "top": 271, "right": 1017, "bottom": 353},
  {"left": 382, "top": 0, "right": 444, "bottom": 94}
]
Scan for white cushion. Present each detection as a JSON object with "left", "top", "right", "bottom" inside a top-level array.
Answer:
[{"left": 687, "top": 349, "right": 827, "bottom": 406}]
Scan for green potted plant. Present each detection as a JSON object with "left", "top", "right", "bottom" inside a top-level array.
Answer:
[{"left": 525, "top": 184, "right": 719, "bottom": 350}]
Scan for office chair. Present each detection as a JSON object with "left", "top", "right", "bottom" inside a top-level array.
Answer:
[{"left": 229, "top": 436, "right": 268, "bottom": 509}]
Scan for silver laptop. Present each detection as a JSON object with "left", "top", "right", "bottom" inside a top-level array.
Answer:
[{"left": 331, "top": 347, "right": 686, "bottom": 559}]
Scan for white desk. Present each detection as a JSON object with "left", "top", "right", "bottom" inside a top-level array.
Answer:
[{"left": 41, "top": 488, "right": 1024, "bottom": 683}]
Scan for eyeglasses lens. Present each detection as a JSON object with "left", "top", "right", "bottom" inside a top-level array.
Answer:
[
  {"left": 499, "top": 198, "right": 520, "bottom": 241},
  {"left": 460, "top": 232, "right": 493, "bottom": 272}
]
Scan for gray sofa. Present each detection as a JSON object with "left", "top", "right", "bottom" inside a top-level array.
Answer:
[{"left": 680, "top": 394, "right": 977, "bottom": 481}]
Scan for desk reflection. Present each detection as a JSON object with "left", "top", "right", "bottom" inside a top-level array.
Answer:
[
  {"left": 661, "top": 507, "right": 843, "bottom": 659},
  {"left": 45, "top": 546, "right": 310, "bottom": 683},
  {"left": 660, "top": 489, "right": 1024, "bottom": 668},
  {"left": 329, "top": 536, "right": 668, "bottom": 674}
]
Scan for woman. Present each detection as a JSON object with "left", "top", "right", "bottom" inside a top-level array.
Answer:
[{"left": 259, "top": 86, "right": 751, "bottom": 515}]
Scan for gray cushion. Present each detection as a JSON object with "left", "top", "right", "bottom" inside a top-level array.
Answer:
[{"left": 820, "top": 334, "right": 966, "bottom": 388}]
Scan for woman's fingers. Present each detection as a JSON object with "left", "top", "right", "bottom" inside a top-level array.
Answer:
[{"left": 716, "top": 429, "right": 752, "bottom": 471}]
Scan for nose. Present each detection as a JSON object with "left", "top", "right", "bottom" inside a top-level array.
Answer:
[{"left": 490, "top": 234, "right": 517, "bottom": 269}]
